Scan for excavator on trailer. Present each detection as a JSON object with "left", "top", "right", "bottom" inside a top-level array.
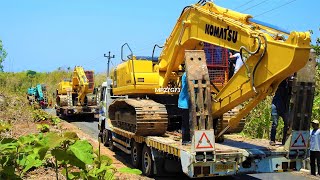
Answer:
[
  {"left": 55, "top": 66, "right": 98, "bottom": 118},
  {"left": 27, "top": 84, "right": 48, "bottom": 109},
  {"left": 97, "top": 0, "right": 314, "bottom": 177}
]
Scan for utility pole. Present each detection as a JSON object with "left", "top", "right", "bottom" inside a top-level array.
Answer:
[{"left": 104, "top": 51, "right": 115, "bottom": 77}]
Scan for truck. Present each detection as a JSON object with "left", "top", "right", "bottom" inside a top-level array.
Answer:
[
  {"left": 97, "top": 1, "right": 314, "bottom": 178},
  {"left": 55, "top": 66, "right": 98, "bottom": 118},
  {"left": 27, "top": 84, "right": 48, "bottom": 109}
]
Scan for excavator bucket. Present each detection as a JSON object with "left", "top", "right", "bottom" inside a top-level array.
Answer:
[{"left": 185, "top": 50, "right": 213, "bottom": 139}]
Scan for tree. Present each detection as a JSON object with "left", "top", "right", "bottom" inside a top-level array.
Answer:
[
  {"left": 0, "top": 39, "right": 7, "bottom": 72},
  {"left": 26, "top": 70, "right": 37, "bottom": 87},
  {"left": 310, "top": 29, "right": 320, "bottom": 58}
]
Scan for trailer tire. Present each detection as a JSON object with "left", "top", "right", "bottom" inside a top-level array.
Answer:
[
  {"left": 102, "top": 129, "right": 110, "bottom": 146},
  {"left": 109, "top": 134, "right": 117, "bottom": 152},
  {"left": 216, "top": 135, "right": 225, "bottom": 143},
  {"left": 131, "top": 141, "right": 142, "bottom": 168},
  {"left": 56, "top": 110, "right": 60, "bottom": 116},
  {"left": 142, "top": 145, "right": 154, "bottom": 177}
]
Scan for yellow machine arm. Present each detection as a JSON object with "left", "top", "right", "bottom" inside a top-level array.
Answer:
[
  {"left": 72, "top": 66, "right": 92, "bottom": 105},
  {"left": 155, "top": 1, "right": 310, "bottom": 133},
  {"left": 111, "top": 1, "right": 310, "bottom": 136}
]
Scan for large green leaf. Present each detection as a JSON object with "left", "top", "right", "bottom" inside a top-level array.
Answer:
[
  {"left": 42, "top": 132, "right": 66, "bottom": 149},
  {"left": 51, "top": 148, "right": 66, "bottom": 162},
  {"left": 51, "top": 148, "right": 86, "bottom": 169},
  {"left": 68, "top": 140, "right": 94, "bottom": 165},
  {"left": 0, "top": 138, "right": 17, "bottom": 144},
  {"left": 18, "top": 153, "right": 43, "bottom": 173},
  {"left": 18, "top": 134, "right": 36, "bottom": 145},
  {"left": 118, "top": 167, "right": 142, "bottom": 175},
  {"left": 63, "top": 131, "right": 79, "bottom": 141},
  {"left": 33, "top": 145, "right": 49, "bottom": 160},
  {"left": 0, "top": 138, "right": 18, "bottom": 153},
  {"left": 0, "top": 142, "right": 17, "bottom": 152}
]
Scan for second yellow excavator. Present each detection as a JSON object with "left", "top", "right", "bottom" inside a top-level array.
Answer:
[{"left": 55, "top": 66, "right": 98, "bottom": 118}]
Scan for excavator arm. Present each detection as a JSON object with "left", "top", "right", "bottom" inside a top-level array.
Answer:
[
  {"left": 157, "top": 1, "right": 310, "bottom": 135},
  {"left": 72, "top": 66, "right": 91, "bottom": 105},
  {"left": 36, "top": 84, "right": 44, "bottom": 101}
]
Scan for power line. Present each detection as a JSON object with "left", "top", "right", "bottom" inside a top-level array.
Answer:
[
  {"left": 254, "top": 0, "right": 297, "bottom": 17},
  {"left": 234, "top": 0, "right": 255, "bottom": 10},
  {"left": 241, "top": 0, "right": 270, "bottom": 12},
  {"left": 104, "top": 51, "right": 115, "bottom": 76}
]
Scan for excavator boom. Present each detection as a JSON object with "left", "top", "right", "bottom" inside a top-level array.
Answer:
[
  {"left": 155, "top": 2, "right": 310, "bottom": 133},
  {"left": 109, "top": 1, "right": 310, "bottom": 137},
  {"left": 72, "top": 66, "right": 94, "bottom": 105}
]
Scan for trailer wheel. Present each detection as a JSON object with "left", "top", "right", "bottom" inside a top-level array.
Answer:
[
  {"left": 131, "top": 141, "right": 142, "bottom": 168},
  {"left": 55, "top": 109, "right": 60, "bottom": 116},
  {"left": 142, "top": 145, "right": 154, "bottom": 177},
  {"left": 216, "top": 135, "right": 225, "bottom": 143},
  {"left": 102, "top": 129, "right": 110, "bottom": 146},
  {"left": 109, "top": 134, "right": 117, "bottom": 152}
]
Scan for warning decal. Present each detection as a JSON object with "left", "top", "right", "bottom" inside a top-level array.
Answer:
[
  {"left": 193, "top": 130, "right": 215, "bottom": 152},
  {"left": 290, "top": 131, "right": 309, "bottom": 150},
  {"left": 196, "top": 132, "right": 213, "bottom": 149},
  {"left": 291, "top": 133, "right": 306, "bottom": 147}
]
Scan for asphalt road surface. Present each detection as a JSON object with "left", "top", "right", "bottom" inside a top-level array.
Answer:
[{"left": 46, "top": 108, "right": 316, "bottom": 180}]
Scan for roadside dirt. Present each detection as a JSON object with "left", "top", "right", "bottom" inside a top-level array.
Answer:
[{"left": 59, "top": 121, "right": 152, "bottom": 180}]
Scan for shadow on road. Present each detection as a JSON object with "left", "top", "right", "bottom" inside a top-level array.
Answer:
[{"left": 59, "top": 114, "right": 98, "bottom": 123}]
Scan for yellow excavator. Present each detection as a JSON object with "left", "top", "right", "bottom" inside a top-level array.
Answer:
[
  {"left": 55, "top": 66, "right": 97, "bottom": 118},
  {"left": 97, "top": 1, "right": 314, "bottom": 177},
  {"left": 107, "top": 1, "right": 310, "bottom": 138}
]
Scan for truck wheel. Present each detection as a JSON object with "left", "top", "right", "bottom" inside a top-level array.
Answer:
[
  {"left": 102, "top": 129, "right": 110, "bottom": 146},
  {"left": 56, "top": 110, "right": 60, "bottom": 116},
  {"left": 131, "top": 141, "right": 142, "bottom": 168},
  {"left": 142, "top": 145, "right": 154, "bottom": 177},
  {"left": 216, "top": 135, "right": 225, "bottom": 143},
  {"left": 109, "top": 134, "right": 117, "bottom": 152}
]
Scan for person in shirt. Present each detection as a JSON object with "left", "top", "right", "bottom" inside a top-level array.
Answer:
[
  {"left": 269, "top": 79, "right": 290, "bottom": 146},
  {"left": 309, "top": 119, "right": 320, "bottom": 176},
  {"left": 229, "top": 51, "right": 243, "bottom": 73},
  {"left": 178, "top": 71, "right": 191, "bottom": 145}
]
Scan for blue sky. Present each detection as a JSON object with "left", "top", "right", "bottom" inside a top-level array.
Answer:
[{"left": 0, "top": 0, "right": 319, "bottom": 73}]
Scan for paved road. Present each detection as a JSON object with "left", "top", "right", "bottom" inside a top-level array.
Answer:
[{"left": 47, "top": 108, "right": 315, "bottom": 180}]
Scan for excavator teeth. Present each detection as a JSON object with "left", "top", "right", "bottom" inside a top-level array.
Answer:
[{"left": 109, "top": 99, "right": 168, "bottom": 136}]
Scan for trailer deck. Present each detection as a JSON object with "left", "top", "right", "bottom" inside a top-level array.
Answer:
[{"left": 112, "top": 125, "right": 287, "bottom": 158}]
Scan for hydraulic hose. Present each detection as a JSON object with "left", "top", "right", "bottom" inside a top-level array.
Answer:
[
  {"left": 152, "top": 44, "right": 164, "bottom": 62},
  {"left": 239, "top": 36, "right": 261, "bottom": 75},
  {"left": 251, "top": 35, "right": 267, "bottom": 93},
  {"left": 238, "top": 35, "right": 265, "bottom": 93}
]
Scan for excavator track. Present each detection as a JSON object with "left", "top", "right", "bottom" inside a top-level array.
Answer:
[
  {"left": 217, "top": 107, "right": 246, "bottom": 134},
  {"left": 108, "top": 99, "right": 168, "bottom": 136}
]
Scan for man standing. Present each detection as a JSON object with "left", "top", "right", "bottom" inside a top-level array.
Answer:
[
  {"left": 229, "top": 51, "right": 243, "bottom": 73},
  {"left": 310, "top": 119, "right": 320, "bottom": 176},
  {"left": 269, "top": 79, "right": 290, "bottom": 146},
  {"left": 178, "top": 72, "right": 191, "bottom": 145}
]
